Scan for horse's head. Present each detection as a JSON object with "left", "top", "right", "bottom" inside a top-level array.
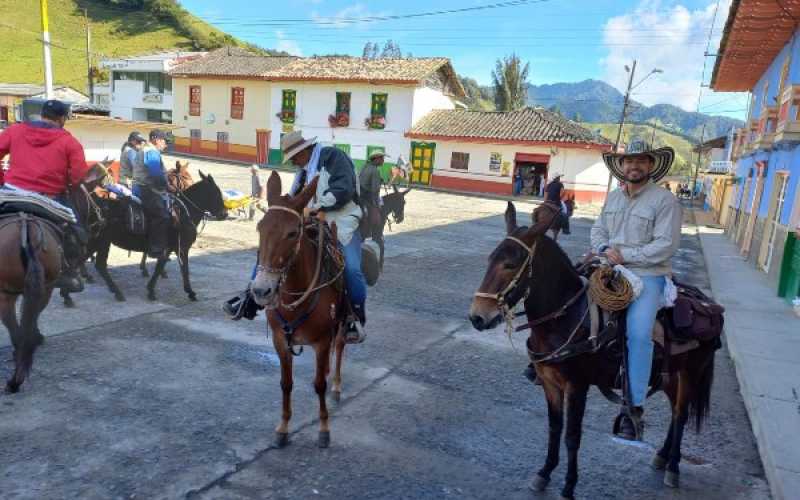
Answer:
[
  {"left": 383, "top": 185, "right": 411, "bottom": 223},
  {"left": 469, "top": 202, "right": 557, "bottom": 331},
  {"left": 250, "top": 171, "right": 319, "bottom": 308},
  {"left": 186, "top": 170, "right": 227, "bottom": 220}
]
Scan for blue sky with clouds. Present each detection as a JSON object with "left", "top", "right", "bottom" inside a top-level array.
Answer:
[{"left": 181, "top": 0, "right": 748, "bottom": 119}]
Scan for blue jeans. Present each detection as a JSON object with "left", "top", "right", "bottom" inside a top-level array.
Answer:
[
  {"left": 626, "top": 275, "right": 665, "bottom": 407},
  {"left": 341, "top": 232, "right": 367, "bottom": 308}
]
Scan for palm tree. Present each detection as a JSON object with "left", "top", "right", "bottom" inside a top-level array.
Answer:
[{"left": 492, "top": 54, "right": 530, "bottom": 111}]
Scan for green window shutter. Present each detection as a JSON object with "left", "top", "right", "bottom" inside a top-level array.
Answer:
[
  {"left": 336, "top": 92, "right": 351, "bottom": 114},
  {"left": 371, "top": 93, "right": 387, "bottom": 117},
  {"left": 334, "top": 143, "right": 351, "bottom": 155},
  {"left": 282, "top": 90, "right": 296, "bottom": 111}
]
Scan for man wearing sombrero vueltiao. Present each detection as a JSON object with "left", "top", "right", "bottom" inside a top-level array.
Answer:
[{"left": 590, "top": 140, "right": 683, "bottom": 441}]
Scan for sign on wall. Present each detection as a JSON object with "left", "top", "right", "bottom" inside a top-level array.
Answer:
[
  {"left": 142, "top": 94, "right": 163, "bottom": 104},
  {"left": 501, "top": 160, "right": 512, "bottom": 177},
  {"left": 489, "top": 152, "right": 502, "bottom": 172}
]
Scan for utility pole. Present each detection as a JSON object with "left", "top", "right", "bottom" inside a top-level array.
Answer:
[
  {"left": 606, "top": 59, "right": 637, "bottom": 192},
  {"left": 40, "top": 0, "right": 54, "bottom": 99},
  {"left": 85, "top": 9, "right": 94, "bottom": 102},
  {"left": 691, "top": 122, "right": 708, "bottom": 204}
]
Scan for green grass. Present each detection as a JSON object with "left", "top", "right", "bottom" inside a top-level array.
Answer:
[
  {"left": 0, "top": 0, "right": 234, "bottom": 90},
  {"left": 584, "top": 122, "right": 698, "bottom": 176}
]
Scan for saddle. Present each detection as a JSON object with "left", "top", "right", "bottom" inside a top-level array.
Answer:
[
  {"left": 304, "top": 219, "right": 345, "bottom": 295},
  {"left": 0, "top": 185, "right": 77, "bottom": 225}
]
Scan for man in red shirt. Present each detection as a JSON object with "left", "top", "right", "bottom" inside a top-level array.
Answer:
[{"left": 0, "top": 100, "right": 90, "bottom": 292}]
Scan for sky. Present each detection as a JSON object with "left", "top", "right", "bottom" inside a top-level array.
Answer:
[{"left": 180, "top": 0, "right": 749, "bottom": 119}]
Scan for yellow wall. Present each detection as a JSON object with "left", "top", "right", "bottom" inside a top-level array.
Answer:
[{"left": 172, "top": 78, "right": 271, "bottom": 148}]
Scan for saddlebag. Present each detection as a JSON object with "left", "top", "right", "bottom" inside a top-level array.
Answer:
[
  {"left": 669, "top": 282, "right": 725, "bottom": 342},
  {"left": 126, "top": 201, "right": 147, "bottom": 236}
]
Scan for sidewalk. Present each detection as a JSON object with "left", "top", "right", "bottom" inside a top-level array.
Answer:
[{"left": 694, "top": 219, "right": 800, "bottom": 500}]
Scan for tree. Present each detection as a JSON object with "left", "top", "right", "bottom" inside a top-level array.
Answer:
[
  {"left": 362, "top": 42, "right": 376, "bottom": 59},
  {"left": 362, "top": 40, "right": 403, "bottom": 59},
  {"left": 491, "top": 54, "right": 530, "bottom": 111}
]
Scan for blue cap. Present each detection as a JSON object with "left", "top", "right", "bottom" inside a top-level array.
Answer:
[
  {"left": 41, "top": 100, "right": 70, "bottom": 119},
  {"left": 149, "top": 129, "right": 167, "bottom": 141}
]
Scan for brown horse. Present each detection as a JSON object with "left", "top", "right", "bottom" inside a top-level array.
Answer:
[
  {"left": 0, "top": 213, "right": 64, "bottom": 392},
  {"left": 469, "top": 202, "right": 717, "bottom": 499},
  {"left": 251, "top": 171, "right": 348, "bottom": 449}
]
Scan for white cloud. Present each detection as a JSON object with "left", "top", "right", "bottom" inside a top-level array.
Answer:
[
  {"left": 601, "top": 0, "right": 732, "bottom": 111},
  {"left": 311, "top": 3, "right": 390, "bottom": 29},
  {"left": 275, "top": 30, "right": 303, "bottom": 56}
]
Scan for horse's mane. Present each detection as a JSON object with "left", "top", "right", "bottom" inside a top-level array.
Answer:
[{"left": 535, "top": 232, "right": 580, "bottom": 280}]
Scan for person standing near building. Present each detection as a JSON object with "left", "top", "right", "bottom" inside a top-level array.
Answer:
[{"left": 249, "top": 164, "right": 264, "bottom": 220}]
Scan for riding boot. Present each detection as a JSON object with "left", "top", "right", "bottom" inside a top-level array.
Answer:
[
  {"left": 616, "top": 406, "right": 644, "bottom": 441},
  {"left": 55, "top": 224, "right": 85, "bottom": 293},
  {"left": 562, "top": 214, "right": 571, "bottom": 235},
  {"left": 523, "top": 363, "right": 543, "bottom": 385},
  {"left": 54, "top": 266, "right": 84, "bottom": 293},
  {"left": 344, "top": 303, "right": 367, "bottom": 344}
]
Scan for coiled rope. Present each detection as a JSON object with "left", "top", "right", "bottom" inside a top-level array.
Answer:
[{"left": 588, "top": 265, "right": 633, "bottom": 312}]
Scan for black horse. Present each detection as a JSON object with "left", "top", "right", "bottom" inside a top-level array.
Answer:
[
  {"left": 368, "top": 185, "right": 411, "bottom": 269},
  {"left": 62, "top": 171, "right": 226, "bottom": 305}
]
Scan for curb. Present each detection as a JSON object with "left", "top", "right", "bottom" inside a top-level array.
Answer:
[{"left": 692, "top": 216, "right": 786, "bottom": 500}]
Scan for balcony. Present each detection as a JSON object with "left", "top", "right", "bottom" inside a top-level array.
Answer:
[
  {"left": 752, "top": 106, "right": 778, "bottom": 150},
  {"left": 775, "top": 84, "right": 800, "bottom": 143},
  {"left": 707, "top": 160, "right": 734, "bottom": 174}
]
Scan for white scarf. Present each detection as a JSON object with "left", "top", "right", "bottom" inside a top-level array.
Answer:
[{"left": 290, "top": 143, "right": 322, "bottom": 197}]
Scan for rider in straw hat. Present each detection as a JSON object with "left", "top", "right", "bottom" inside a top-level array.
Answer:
[
  {"left": 590, "top": 139, "right": 682, "bottom": 440},
  {"left": 224, "top": 131, "right": 371, "bottom": 344}
]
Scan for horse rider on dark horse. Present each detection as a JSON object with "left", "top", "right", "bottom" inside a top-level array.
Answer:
[
  {"left": 224, "top": 131, "right": 373, "bottom": 344},
  {"left": 131, "top": 129, "right": 171, "bottom": 260},
  {"left": 359, "top": 149, "right": 384, "bottom": 235},
  {"left": 543, "top": 172, "right": 570, "bottom": 235},
  {"left": 591, "top": 140, "right": 682, "bottom": 440},
  {"left": 0, "top": 99, "right": 90, "bottom": 293}
]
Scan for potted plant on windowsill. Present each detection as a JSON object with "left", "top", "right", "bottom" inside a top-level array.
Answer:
[
  {"left": 328, "top": 111, "right": 350, "bottom": 127},
  {"left": 365, "top": 115, "right": 385, "bottom": 130},
  {"left": 277, "top": 109, "right": 295, "bottom": 124}
]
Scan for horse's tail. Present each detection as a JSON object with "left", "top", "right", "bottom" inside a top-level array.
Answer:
[
  {"left": 688, "top": 342, "right": 716, "bottom": 432},
  {"left": 11, "top": 217, "right": 46, "bottom": 390}
]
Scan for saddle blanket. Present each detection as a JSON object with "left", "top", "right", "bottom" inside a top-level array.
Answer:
[
  {"left": 0, "top": 184, "right": 77, "bottom": 223},
  {"left": 105, "top": 183, "right": 142, "bottom": 204}
]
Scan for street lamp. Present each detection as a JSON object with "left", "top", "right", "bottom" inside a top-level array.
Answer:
[{"left": 606, "top": 61, "right": 665, "bottom": 192}]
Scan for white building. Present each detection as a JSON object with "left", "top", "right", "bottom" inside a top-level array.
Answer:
[
  {"left": 101, "top": 51, "right": 205, "bottom": 123},
  {"left": 407, "top": 107, "right": 613, "bottom": 202},
  {"left": 169, "top": 47, "right": 465, "bottom": 176}
]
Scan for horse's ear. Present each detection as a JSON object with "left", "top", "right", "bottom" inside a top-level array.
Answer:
[
  {"left": 292, "top": 175, "right": 319, "bottom": 211},
  {"left": 198, "top": 170, "right": 207, "bottom": 180},
  {"left": 392, "top": 185, "right": 398, "bottom": 194},
  {"left": 266, "top": 170, "right": 282, "bottom": 206},
  {"left": 505, "top": 201, "right": 517, "bottom": 234}
]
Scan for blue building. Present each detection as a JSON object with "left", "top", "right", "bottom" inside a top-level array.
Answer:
[{"left": 711, "top": 0, "right": 800, "bottom": 302}]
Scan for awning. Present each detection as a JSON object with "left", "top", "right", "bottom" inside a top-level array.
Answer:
[{"left": 514, "top": 153, "right": 550, "bottom": 163}]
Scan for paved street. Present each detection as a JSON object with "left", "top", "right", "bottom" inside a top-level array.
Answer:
[{"left": 0, "top": 158, "right": 769, "bottom": 499}]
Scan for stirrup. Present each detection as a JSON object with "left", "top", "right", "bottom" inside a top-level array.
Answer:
[
  {"left": 613, "top": 407, "right": 644, "bottom": 441},
  {"left": 344, "top": 317, "right": 366, "bottom": 344},
  {"left": 223, "top": 290, "right": 261, "bottom": 321}
]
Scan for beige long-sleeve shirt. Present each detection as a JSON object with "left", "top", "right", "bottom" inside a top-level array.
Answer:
[{"left": 590, "top": 182, "right": 682, "bottom": 276}]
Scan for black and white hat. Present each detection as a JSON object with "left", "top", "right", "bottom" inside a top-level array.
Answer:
[{"left": 601, "top": 140, "right": 674, "bottom": 183}]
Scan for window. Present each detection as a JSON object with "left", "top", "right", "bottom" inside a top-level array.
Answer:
[
  {"left": 145, "top": 73, "right": 162, "bottom": 94},
  {"left": 164, "top": 75, "right": 172, "bottom": 94},
  {"left": 189, "top": 85, "right": 201, "bottom": 116},
  {"left": 280, "top": 89, "right": 296, "bottom": 123},
  {"left": 761, "top": 81, "right": 769, "bottom": 108},
  {"left": 329, "top": 92, "right": 351, "bottom": 127},
  {"left": 231, "top": 87, "right": 245, "bottom": 120},
  {"left": 367, "top": 93, "right": 387, "bottom": 129},
  {"left": 334, "top": 144, "right": 351, "bottom": 155},
  {"left": 450, "top": 152, "right": 469, "bottom": 170},
  {"left": 489, "top": 152, "right": 502, "bottom": 172},
  {"left": 145, "top": 109, "right": 172, "bottom": 123}
]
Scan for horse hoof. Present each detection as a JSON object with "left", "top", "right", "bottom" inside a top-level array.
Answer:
[
  {"left": 5, "top": 380, "right": 20, "bottom": 394},
  {"left": 114, "top": 293, "right": 126, "bottom": 302},
  {"left": 651, "top": 454, "right": 667, "bottom": 471},
  {"left": 147, "top": 291, "right": 156, "bottom": 301},
  {"left": 318, "top": 431, "right": 330, "bottom": 448},
  {"left": 331, "top": 390, "right": 341, "bottom": 403},
  {"left": 274, "top": 432, "right": 289, "bottom": 448},
  {"left": 664, "top": 470, "right": 680, "bottom": 489},
  {"left": 141, "top": 271, "right": 150, "bottom": 278},
  {"left": 63, "top": 298, "right": 75, "bottom": 308},
  {"left": 529, "top": 474, "right": 549, "bottom": 492},
  {"left": 188, "top": 292, "right": 197, "bottom": 302}
]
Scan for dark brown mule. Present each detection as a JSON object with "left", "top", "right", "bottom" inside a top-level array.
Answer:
[
  {"left": 469, "top": 202, "right": 717, "bottom": 499},
  {"left": 365, "top": 185, "right": 411, "bottom": 268},
  {"left": 251, "top": 171, "right": 348, "bottom": 449},
  {"left": 0, "top": 213, "right": 63, "bottom": 392}
]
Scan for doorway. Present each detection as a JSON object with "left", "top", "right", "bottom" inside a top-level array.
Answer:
[
  {"left": 216, "top": 131, "right": 229, "bottom": 157},
  {"left": 760, "top": 172, "right": 790, "bottom": 271},
  {"left": 410, "top": 142, "right": 435, "bottom": 186},
  {"left": 256, "top": 129, "right": 269, "bottom": 165},
  {"left": 190, "top": 129, "right": 201, "bottom": 154}
]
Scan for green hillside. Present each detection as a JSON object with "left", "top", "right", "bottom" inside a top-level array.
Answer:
[
  {"left": 583, "top": 122, "right": 697, "bottom": 176},
  {"left": 0, "top": 0, "right": 268, "bottom": 91}
]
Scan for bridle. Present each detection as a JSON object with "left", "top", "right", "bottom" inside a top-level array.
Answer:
[
  {"left": 256, "top": 205, "right": 304, "bottom": 278},
  {"left": 474, "top": 234, "right": 537, "bottom": 334}
]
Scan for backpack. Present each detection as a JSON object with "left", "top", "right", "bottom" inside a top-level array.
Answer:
[{"left": 669, "top": 281, "right": 725, "bottom": 342}]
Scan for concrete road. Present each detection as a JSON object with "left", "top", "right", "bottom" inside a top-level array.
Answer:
[{"left": 0, "top": 158, "right": 769, "bottom": 499}]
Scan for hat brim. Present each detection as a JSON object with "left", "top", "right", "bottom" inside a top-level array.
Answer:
[
  {"left": 602, "top": 147, "right": 674, "bottom": 183},
  {"left": 368, "top": 152, "right": 386, "bottom": 161},
  {"left": 283, "top": 137, "right": 317, "bottom": 163}
]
